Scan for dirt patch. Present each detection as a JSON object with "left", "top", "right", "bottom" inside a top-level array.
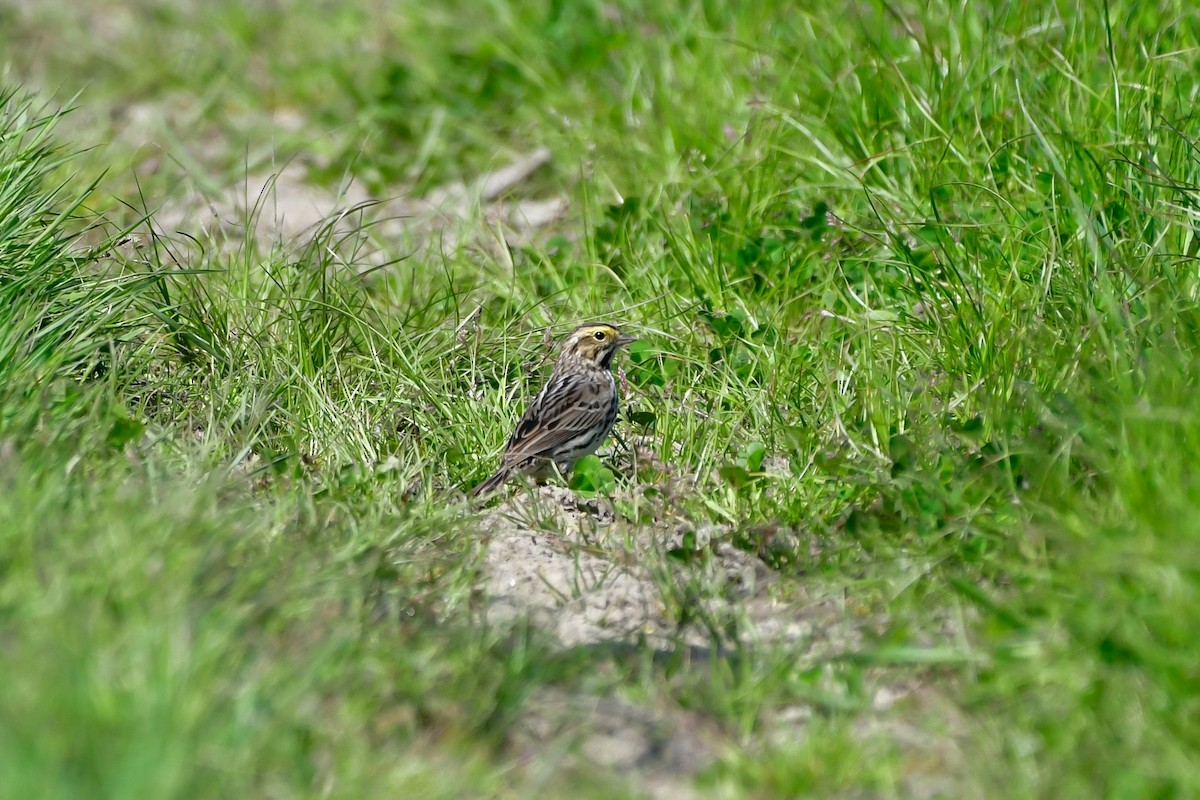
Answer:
[
  {"left": 475, "top": 485, "right": 972, "bottom": 797},
  {"left": 480, "top": 486, "right": 865, "bottom": 655},
  {"left": 148, "top": 148, "right": 568, "bottom": 261},
  {"left": 483, "top": 487, "right": 670, "bottom": 649},
  {"left": 510, "top": 687, "right": 719, "bottom": 800}
]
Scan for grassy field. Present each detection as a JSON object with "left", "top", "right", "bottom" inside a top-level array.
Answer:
[{"left": 2, "top": 0, "right": 1199, "bottom": 797}]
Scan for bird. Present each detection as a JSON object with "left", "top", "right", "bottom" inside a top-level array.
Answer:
[{"left": 472, "top": 322, "right": 637, "bottom": 497}]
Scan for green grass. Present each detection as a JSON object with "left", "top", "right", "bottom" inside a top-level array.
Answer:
[{"left": 2, "top": 0, "right": 1200, "bottom": 796}]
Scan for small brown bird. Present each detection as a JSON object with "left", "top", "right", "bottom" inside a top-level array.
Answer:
[{"left": 473, "top": 322, "right": 637, "bottom": 496}]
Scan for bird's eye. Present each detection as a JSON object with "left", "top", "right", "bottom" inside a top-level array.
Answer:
[{"left": 594, "top": 331, "right": 606, "bottom": 341}]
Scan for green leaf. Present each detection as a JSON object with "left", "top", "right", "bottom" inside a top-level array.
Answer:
[
  {"left": 667, "top": 529, "right": 702, "bottom": 563},
  {"left": 719, "top": 464, "right": 752, "bottom": 487},
  {"left": 106, "top": 415, "right": 144, "bottom": 449},
  {"left": 741, "top": 442, "right": 767, "bottom": 473},
  {"left": 889, "top": 434, "right": 914, "bottom": 475},
  {"left": 626, "top": 339, "right": 669, "bottom": 387},
  {"left": 569, "top": 454, "right": 615, "bottom": 494},
  {"left": 628, "top": 410, "right": 656, "bottom": 427}
]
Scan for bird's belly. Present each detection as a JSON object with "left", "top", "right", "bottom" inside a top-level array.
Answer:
[
  {"left": 553, "top": 392, "right": 619, "bottom": 470},
  {"left": 552, "top": 431, "right": 606, "bottom": 469}
]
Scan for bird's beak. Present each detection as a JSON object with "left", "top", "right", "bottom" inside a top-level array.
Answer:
[{"left": 616, "top": 332, "right": 637, "bottom": 347}]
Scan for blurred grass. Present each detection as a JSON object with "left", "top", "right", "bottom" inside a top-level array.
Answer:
[{"left": 2, "top": 0, "right": 1200, "bottom": 797}]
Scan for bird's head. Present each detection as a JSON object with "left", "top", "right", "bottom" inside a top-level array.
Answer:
[{"left": 558, "top": 323, "right": 637, "bottom": 369}]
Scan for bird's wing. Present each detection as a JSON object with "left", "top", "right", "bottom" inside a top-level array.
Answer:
[{"left": 500, "top": 371, "right": 612, "bottom": 466}]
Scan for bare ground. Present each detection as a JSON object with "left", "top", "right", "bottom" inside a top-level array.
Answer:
[{"left": 478, "top": 485, "right": 974, "bottom": 799}]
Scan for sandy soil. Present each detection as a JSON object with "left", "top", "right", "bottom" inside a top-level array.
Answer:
[{"left": 477, "top": 485, "right": 968, "bottom": 799}]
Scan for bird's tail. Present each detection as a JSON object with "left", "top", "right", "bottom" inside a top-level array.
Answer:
[{"left": 471, "top": 468, "right": 510, "bottom": 498}]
